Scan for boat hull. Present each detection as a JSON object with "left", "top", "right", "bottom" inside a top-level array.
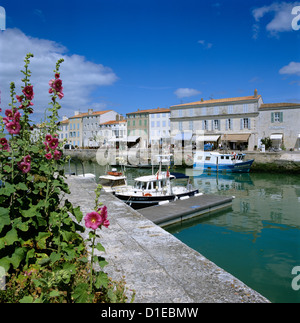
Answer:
[
  {"left": 193, "top": 159, "right": 254, "bottom": 173},
  {"left": 115, "top": 189, "right": 199, "bottom": 209}
]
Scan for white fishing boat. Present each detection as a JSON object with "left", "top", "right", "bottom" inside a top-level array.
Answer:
[
  {"left": 99, "top": 168, "right": 129, "bottom": 193},
  {"left": 114, "top": 155, "right": 199, "bottom": 209},
  {"left": 193, "top": 151, "right": 254, "bottom": 173}
]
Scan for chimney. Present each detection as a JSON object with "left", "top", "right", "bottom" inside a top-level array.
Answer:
[
  {"left": 88, "top": 108, "right": 93, "bottom": 115},
  {"left": 116, "top": 114, "right": 120, "bottom": 121},
  {"left": 254, "top": 89, "right": 258, "bottom": 98},
  {"left": 120, "top": 115, "right": 124, "bottom": 121},
  {"left": 201, "top": 98, "right": 204, "bottom": 102},
  {"left": 62, "top": 115, "right": 68, "bottom": 121},
  {"left": 74, "top": 111, "right": 80, "bottom": 116}
]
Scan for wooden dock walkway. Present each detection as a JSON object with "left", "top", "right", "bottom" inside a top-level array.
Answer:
[{"left": 138, "top": 194, "right": 233, "bottom": 227}]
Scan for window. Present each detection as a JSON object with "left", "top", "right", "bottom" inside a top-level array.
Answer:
[
  {"left": 202, "top": 120, "right": 208, "bottom": 130},
  {"left": 240, "top": 118, "right": 251, "bottom": 129},
  {"left": 271, "top": 112, "right": 283, "bottom": 123},
  {"left": 162, "top": 121, "right": 166, "bottom": 127},
  {"left": 189, "top": 121, "right": 193, "bottom": 131},
  {"left": 243, "top": 104, "right": 248, "bottom": 113},
  {"left": 139, "top": 119, "right": 142, "bottom": 126},
  {"left": 213, "top": 120, "right": 220, "bottom": 130},
  {"left": 189, "top": 108, "right": 194, "bottom": 116},
  {"left": 228, "top": 105, "right": 233, "bottom": 114},
  {"left": 178, "top": 110, "right": 183, "bottom": 117},
  {"left": 144, "top": 119, "right": 147, "bottom": 126},
  {"left": 226, "top": 119, "right": 232, "bottom": 130},
  {"left": 77, "top": 123, "right": 79, "bottom": 130},
  {"left": 157, "top": 121, "right": 160, "bottom": 127},
  {"left": 214, "top": 106, "right": 219, "bottom": 115},
  {"left": 151, "top": 121, "right": 155, "bottom": 127}
]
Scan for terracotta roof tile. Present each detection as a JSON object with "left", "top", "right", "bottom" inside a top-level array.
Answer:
[{"left": 171, "top": 95, "right": 262, "bottom": 108}]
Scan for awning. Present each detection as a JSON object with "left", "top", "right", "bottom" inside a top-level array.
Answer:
[
  {"left": 173, "top": 132, "right": 193, "bottom": 141},
  {"left": 221, "top": 134, "right": 251, "bottom": 142},
  {"left": 196, "top": 135, "right": 220, "bottom": 142},
  {"left": 298, "top": 134, "right": 300, "bottom": 138},
  {"left": 270, "top": 134, "right": 283, "bottom": 140}
]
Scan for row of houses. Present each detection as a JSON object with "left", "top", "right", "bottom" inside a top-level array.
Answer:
[{"left": 57, "top": 89, "right": 300, "bottom": 151}]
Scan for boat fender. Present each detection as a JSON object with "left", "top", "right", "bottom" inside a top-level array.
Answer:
[{"left": 144, "top": 193, "right": 152, "bottom": 197}]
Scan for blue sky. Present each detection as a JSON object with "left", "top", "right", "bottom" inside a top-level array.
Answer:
[{"left": 0, "top": 0, "right": 300, "bottom": 121}]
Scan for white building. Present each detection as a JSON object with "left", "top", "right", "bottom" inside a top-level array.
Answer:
[
  {"left": 149, "top": 108, "right": 171, "bottom": 144},
  {"left": 99, "top": 117, "right": 127, "bottom": 147},
  {"left": 258, "top": 103, "right": 300, "bottom": 151},
  {"left": 82, "top": 109, "right": 119, "bottom": 147},
  {"left": 170, "top": 90, "right": 263, "bottom": 150}
]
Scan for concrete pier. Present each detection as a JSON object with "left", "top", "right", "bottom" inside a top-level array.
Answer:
[
  {"left": 138, "top": 194, "right": 233, "bottom": 226},
  {"left": 65, "top": 176, "right": 269, "bottom": 303}
]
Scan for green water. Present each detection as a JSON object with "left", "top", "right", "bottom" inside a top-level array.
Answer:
[
  {"left": 166, "top": 171, "right": 300, "bottom": 303},
  {"left": 66, "top": 161, "right": 300, "bottom": 303}
]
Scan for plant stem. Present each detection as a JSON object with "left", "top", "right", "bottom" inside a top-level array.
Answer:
[{"left": 89, "top": 231, "right": 96, "bottom": 292}]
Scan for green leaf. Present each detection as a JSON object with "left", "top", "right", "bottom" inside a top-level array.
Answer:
[
  {"left": 4, "top": 228, "right": 18, "bottom": 246},
  {"left": 50, "top": 252, "right": 61, "bottom": 264},
  {"left": 72, "top": 283, "right": 89, "bottom": 303},
  {"left": 13, "top": 218, "right": 29, "bottom": 232},
  {"left": 36, "top": 232, "right": 51, "bottom": 249},
  {"left": 19, "top": 295, "right": 34, "bottom": 303},
  {"left": 16, "top": 183, "right": 28, "bottom": 191},
  {"left": 0, "top": 207, "right": 10, "bottom": 231},
  {"left": 95, "top": 242, "right": 105, "bottom": 252},
  {"left": 0, "top": 183, "right": 16, "bottom": 196},
  {"left": 73, "top": 206, "right": 83, "bottom": 223},
  {"left": 10, "top": 247, "right": 25, "bottom": 269},
  {"left": 94, "top": 271, "right": 109, "bottom": 289},
  {"left": 49, "top": 290, "right": 60, "bottom": 298},
  {"left": 0, "top": 257, "right": 10, "bottom": 272}
]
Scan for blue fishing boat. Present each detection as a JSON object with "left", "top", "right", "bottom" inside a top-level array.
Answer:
[{"left": 193, "top": 151, "right": 254, "bottom": 173}]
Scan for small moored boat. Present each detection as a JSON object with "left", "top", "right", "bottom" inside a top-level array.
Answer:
[{"left": 193, "top": 151, "right": 254, "bottom": 173}]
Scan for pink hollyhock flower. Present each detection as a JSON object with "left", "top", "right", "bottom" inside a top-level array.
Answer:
[
  {"left": 18, "top": 161, "right": 31, "bottom": 174},
  {"left": 97, "top": 205, "right": 110, "bottom": 228},
  {"left": 49, "top": 79, "right": 55, "bottom": 88},
  {"left": 45, "top": 134, "right": 53, "bottom": 143},
  {"left": 45, "top": 152, "right": 52, "bottom": 160},
  {"left": 49, "top": 138, "right": 59, "bottom": 149},
  {"left": 1, "top": 143, "right": 9, "bottom": 152},
  {"left": 3, "top": 117, "right": 9, "bottom": 125},
  {"left": 16, "top": 95, "right": 24, "bottom": 102},
  {"left": 23, "top": 155, "right": 31, "bottom": 163},
  {"left": 55, "top": 73, "right": 60, "bottom": 79},
  {"left": 6, "top": 121, "right": 21, "bottom": 135},
  {"left": 53, "top": 150, "right": 62, "bottom": 160},
  {"left": 0, "top": 108, "right": 2, "bottom": 112},
  {"left": 49, "top": 88, "right": 53, "bottom": 94},
  {"left": 43, "top": 141, "right": 50, "bottom": 152},
  {"left": 14, "top": 111, "right": 21, "bottom": 122},
  {"left": 57, "top": 92, "right": 64, "bottom": 100},
  {"left": 5, "top": 109, "right": 13, "bottom": 119},
  {"left": 84, "top": 211, "right": 102, "bottom": 230},
  {"left": 0, "top": 137, "right": 8, "bottom": 145},
  {"left": 53, "top": 79, "right": 63, "bottom": 92},
  {"left": 22, "top": 85, "right": 34, "bottom": 101}
]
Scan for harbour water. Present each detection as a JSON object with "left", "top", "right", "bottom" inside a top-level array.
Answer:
[{"left": 66, "top": 161, "right": 300, "bottom": 303}]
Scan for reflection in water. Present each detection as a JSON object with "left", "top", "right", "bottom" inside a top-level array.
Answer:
[{"left": 166, "top": 171, "right": 300, "bottom": 303}]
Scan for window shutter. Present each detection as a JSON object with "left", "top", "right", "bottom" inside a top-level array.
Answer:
[
  {"left": 211, "top": 120, "right": 214, "bottom": 131},
  {"left": 226, "top": 119, "right": 228, "bottom": 131},
  {"left": 271, "top": 112, "right": 274, "bottom": 123},
  {"left": 218, "top": 120, "right": 221, "bottom": 131},
  {"left": 240, "top": 118, "right": 243, "bottom": 130},
  {"left": 248, "top": 118, "right": 251, "bottom": 130},
  {"left": 280, "top": 112, "right": 283, "bottom": 123}
]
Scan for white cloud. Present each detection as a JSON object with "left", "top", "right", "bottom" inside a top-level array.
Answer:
[
  {"left": 174, "top": 88, "right": 201, "bottom": 99},
  {"left": 197, "top": 40, "right": 213, "bottom": 49},
  {"left": 252, "top": 2, "right": 300, "bottom": 38},
  {"left": 279, "top": 61, "right": 300, "bottom": 76},
  {"left": 0, "top": 28, "right": 118, "bottom": 119}
]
